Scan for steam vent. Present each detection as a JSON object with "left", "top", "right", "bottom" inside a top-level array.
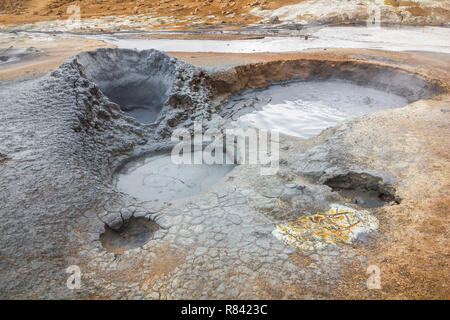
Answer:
[{"left": 1, "top": 0, "right": 449, "bottom": 302}]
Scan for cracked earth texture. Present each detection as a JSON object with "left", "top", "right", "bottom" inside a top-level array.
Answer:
[{"left": 0, "top": 47, "right": 449, "bottom": 299}]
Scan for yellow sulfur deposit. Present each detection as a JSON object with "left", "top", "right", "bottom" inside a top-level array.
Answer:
[{"left": 272, "top": 204, "right": 378, "bottom": 251}]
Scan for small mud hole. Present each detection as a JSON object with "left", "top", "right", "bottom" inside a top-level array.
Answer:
[
  {"left": 221, "top": 80, "right": 409, "bottom": 138},
  {"left": 333, "top": 189, "right": 389, "bottom": 208},
  {"left": 324, "top": 172, "right": 400, "bottom": 208},
  {"left": 100, "top": 217, "right": 160, "bottom": 254},
  {"left": 115, "top": 152, "right": 235, "bottom": 202}
]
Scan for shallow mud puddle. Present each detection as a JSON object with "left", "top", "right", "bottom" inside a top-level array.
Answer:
[
  {"left": 222, "top": 80, "right": 408, "bottom": 138},
  {"left": 115, "top": 153, "right": 234, "bottom": 202}
]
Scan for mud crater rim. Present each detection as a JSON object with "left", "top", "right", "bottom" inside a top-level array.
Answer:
[{"left": 75, "top": 48, "right": 178, "bottom": 125}]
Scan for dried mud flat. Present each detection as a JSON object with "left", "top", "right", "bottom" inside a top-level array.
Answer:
[{"left": 0, "top": 40, "right": 449, "bottom": 300}]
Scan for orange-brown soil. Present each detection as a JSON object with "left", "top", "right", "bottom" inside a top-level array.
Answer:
[
  {"left": 0, "top": 0, "right": 302, "bottom": 27},
  {"left": 1, "top": 0, "right": 449, "bottom": 29}
]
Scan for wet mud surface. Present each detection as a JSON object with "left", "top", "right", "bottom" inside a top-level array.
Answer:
[
  {"left": 115, "top": 152, "right": 235, "bottom": 202},
  {"left": 221, "top": 79, "right": 409, "bottom": 138}
]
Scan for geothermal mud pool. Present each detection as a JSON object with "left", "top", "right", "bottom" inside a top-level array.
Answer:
[
  {"left": 0, "top": 46, "right": 447, "bottom": 299},
  {"left": 222, "top": 79, "right": 409, "bottom": 138},
  {"left": 115, "top": 152, "right": 235, "bottom": 202},
  {"left": 114, "top": 77, "right": 409, "bottom": 202}
]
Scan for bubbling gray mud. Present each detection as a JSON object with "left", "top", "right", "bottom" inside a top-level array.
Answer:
[
  {"left": 222, "top": 80, "right": 409, "bottom": 138},
  {"left": 115, "top": 152, "right": 235, "bottom": 202}
]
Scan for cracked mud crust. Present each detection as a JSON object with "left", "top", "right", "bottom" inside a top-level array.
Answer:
[{"left": 0, "top": 48, "right": 449, "bottom": 299}]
